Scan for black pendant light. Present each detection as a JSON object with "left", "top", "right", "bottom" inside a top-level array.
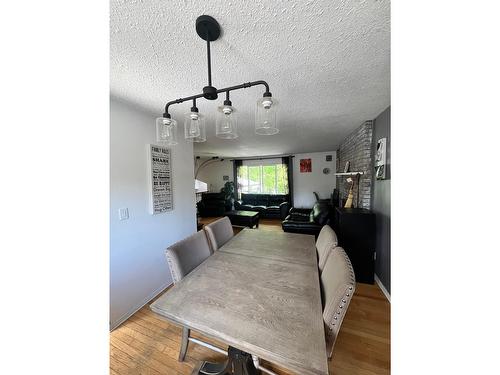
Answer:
[{"left": 156, "top": 15, "right": 278, "bottom": 145}]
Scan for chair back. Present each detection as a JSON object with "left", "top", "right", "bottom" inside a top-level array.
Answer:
[
  {"left": 204, "top": 217, "right": 234, "bottom": 252},
  {"left": 320, "top": 246, "right": 356, "bottom": 358},
  {"left": 165, "top": 230, "right": 212, "bottom": 284},
  {"left": 316, "top": 225, "right": 338, "bottom": 272}
]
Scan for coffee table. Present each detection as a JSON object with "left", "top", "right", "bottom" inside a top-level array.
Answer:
[{"left": 225, "top": 210, "right": 260, "bottom": 228}]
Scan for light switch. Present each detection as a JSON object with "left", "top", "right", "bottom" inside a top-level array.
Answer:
[{"left": 118, "top": 208, "right": 129, "bottom": 221}]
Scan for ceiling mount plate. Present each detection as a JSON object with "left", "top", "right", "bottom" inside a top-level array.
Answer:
[{"left": 196, "top": 15, "right": 221, "bottom": 41}]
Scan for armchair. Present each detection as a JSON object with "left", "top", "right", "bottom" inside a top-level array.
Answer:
[{"left": 281, "top": 202, "right": 332, "bottom": 237}]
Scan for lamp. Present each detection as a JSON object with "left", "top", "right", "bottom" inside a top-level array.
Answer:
[
  {"left": 194, "top": 156, "right": 223, "bottom": 179},
  {"left": 158, "top": 15, "right": 278, "bottom": 144},
  {"left": 195, "top": 179, "right": 208, "bottom": 193},
  {"left": 255, "top": 93, "right": 279, "bottom": 135},
  {"left": 155, "top": 117, "right": 178, "bottom": 145},
  {"left": 216, "top": 92, "right": 238, "bottom": 139}
]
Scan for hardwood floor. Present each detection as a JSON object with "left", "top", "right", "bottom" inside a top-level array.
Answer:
[{"left": 110, "top": 218, "right": 390, "bottom": 375}]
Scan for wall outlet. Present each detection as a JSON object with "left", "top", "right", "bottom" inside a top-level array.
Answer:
[{"left": 118, "top": 208, "right": 129, "bottom": 221}]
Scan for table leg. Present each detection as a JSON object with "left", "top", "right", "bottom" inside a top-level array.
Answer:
[
  {"left": 179, "top": 327, "right": 190, "bottom": 362},
  {"left": 194, "top": 347, "right": 257, "bottom": 375}
]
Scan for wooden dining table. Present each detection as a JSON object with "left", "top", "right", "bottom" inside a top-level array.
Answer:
[{"left": 150, "top": 228, "right": 329, "bottom": 375}]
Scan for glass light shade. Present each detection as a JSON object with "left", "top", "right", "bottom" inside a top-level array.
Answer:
[
  {"left": 255, "top": 96, "right": 279, "bottom": 135},
  {"left": 216, "top": 105, "right": 238, "bottom": 139},
  {"left": 155, "top": 117, "right": 178, "bottom": 145},
  {"left": 190, "top": 115, "right": 206, "bottom": 142},
  {"left": 184, "top": 111, "right": 205, "bottom": 139}
]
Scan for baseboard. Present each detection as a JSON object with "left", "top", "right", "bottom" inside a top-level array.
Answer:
[
  {"left": 110, "top": 281, "right": 173, "bottom": 331},
  {"left": 374, "top": 274, "right": 391, "bottom": 303}
]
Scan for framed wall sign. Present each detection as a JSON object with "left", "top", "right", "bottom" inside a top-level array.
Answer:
[
  {"left": 375, "top": 137, "right": 387, "bottom": 180},
  {"left": 147, "top": 144, "right": 173, "bottom": 214}
]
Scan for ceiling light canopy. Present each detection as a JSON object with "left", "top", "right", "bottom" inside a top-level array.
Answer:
[{"left": 156, "top": 15, "right": 278, "bottom": 145}]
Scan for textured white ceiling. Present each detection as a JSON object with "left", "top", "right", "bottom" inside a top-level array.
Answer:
[{"left": 111, "top": 0, "right": 390, "bottom": 158}]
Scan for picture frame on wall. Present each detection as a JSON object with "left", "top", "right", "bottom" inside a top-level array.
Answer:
[
  {"left": 344, "top": 161, "right": 350, "bottom": 173},
  {"left": 300, "top": 158, "right": 312, "bottom": 173}
]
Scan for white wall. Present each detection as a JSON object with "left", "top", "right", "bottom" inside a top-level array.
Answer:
[
  {"left": 293, "top": 151, "right": 337, "bottom": 208},
  {"left": 110, "top": 97, "right": 196, "bottom": 329},
  {"left": 195, "top": 158, "right": 234, "bottom": 192}
]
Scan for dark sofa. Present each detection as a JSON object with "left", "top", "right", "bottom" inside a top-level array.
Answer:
[
  {"left": 281, "top": 202, "right": 332, "bottom": 237},
  {"left": 197, "top": 192, "right": 232, "bottom": 217},
  {"left": 234, "top": 193, "right": 290, "bottom": 219}
]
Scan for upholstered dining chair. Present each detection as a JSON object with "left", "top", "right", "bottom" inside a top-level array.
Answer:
[
  {"left": 316, "top": 225, "right": 338, "bottom": 272},
  {"left": 320, "top": 246, "right": 356, "bottom": 359},
  {"left": 165, "top": 230, "right": 216, "bottom": 362},
  {"left": 204, "top": 216, "right": 234, "bottom": 252},
  {"left": 165, "top": 229, "right": 212, "bottom": 284}
]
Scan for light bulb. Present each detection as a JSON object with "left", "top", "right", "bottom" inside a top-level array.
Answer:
[
  {"left": 216, "top": 103, "right": 238, "bottom": 139},
  {"left": 189, "top": 121, "right": 199, "bottom": 135},
  {"left": 184, "top": 111, "right": 205, "bottom": 141},
  {"left": 262, "top": 99, "right": 273, "bottom": 109},
  {"left": 162, "top": 126, "right": 171, "bottom": 138},
  {"left": 255, "top": 96, "right": 279, "bottom": 135}
]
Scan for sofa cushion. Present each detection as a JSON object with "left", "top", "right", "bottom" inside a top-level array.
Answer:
[
  {"left": 241, "top": 193, "right": 289, "bottom": 207},
  {"left": 241, "top": 193, "right": 269, "bottom": 206},
  {"left": 252, "top": 205, "right": 267, "bottom": 212},
  {"left": 288, "top": 212, "right": 311, "bottom": 222},
  {"left": 268, "top": 194, "right": 288, "bottom": 206},
  {"left": 282, "top": 220, "right": 322, "bottom": 232}
]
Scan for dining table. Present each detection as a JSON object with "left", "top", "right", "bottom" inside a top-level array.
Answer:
[{"left": 150, "top": 228, "right": 329, "bottom": 375}]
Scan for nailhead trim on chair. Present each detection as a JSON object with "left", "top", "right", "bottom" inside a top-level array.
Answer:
[
  {"left": 325, "top": 247, "right": 356, "bottom": 337},
  {"left": 165, "top": 250, "right": 180, "bottom": 283}
]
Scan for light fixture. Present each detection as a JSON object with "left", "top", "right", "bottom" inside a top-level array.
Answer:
[
  {"left": 155, "top": 117, "right": 178, "bottom": 145},
  {"left": 216, "top": 92, "right": 238, "bottom": 139},
  {"left": 255, "top": 94, "right": 279, "bottom": 135},
  {"left": 156, "top": 15, "right": 278, "bottom": 145},
  {"left": 184, "top": 99, "right": 206, "bottom": 142}
]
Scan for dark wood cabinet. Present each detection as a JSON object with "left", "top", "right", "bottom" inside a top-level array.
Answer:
[{"left": 333, "top": 207, "right": 375, "bottom": 284}]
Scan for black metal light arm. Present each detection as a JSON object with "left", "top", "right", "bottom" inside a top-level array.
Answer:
[
  {"left": 162, "top": 16, "right": 272, "bottom": 119},
  {"left": 163, "top": 80, "right": 271, "bottom": 118}
]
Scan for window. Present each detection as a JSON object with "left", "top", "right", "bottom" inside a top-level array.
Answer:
[{"left": 237, "top": 161, "right": 289, "bottom": 195}]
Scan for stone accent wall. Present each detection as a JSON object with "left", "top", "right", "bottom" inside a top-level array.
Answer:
[{"left": 336, "top": 121, "right": 374, "bottom": 209}]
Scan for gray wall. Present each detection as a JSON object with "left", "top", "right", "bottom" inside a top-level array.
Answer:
[
  {"left": 336, "top": 121, "right": 374, "bottom": 208},
  {"left": 372, "top": 107, "right": 391, "bottom": 294}
]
